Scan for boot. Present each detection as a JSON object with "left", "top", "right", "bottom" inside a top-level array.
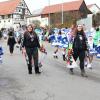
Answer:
[
  {"left": 63, "top": 54, "right": 66, "bottom": 61},
  {"left": 35, "top": 67, "right": 41, "bottom": 74},
  {"left": 69, "top": 68, "right": 74, "bottom": 75},
  {"left": 28, "top": 64, "right": 32, "bottom": 74},
  {"left": 81, "top": 70, "right": 88, "bottom": 77}
]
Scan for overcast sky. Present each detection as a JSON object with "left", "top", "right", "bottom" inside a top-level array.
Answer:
[{"left": 0, "top": 0, "right": 100, "bottom": 12}]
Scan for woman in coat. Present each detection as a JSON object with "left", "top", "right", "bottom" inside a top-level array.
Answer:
[
  {"left": 22, "top": 25, "right": 42, "bottom": 74},
  {"left": 70, "top": 25, "right": 88, "bottom": 77}
]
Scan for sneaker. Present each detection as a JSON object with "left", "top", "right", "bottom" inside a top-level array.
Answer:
[
  {"left": 53, "top": 53, "right": 58, "bottom": 59},
  {"left": 87, "top": 63, "right": 92, "bottom": 69},
  {"left": 84, "top": 61, "right": 88, "bottom": 67}
]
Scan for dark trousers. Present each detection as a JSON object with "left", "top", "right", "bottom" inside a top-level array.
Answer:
[
  {"left": 9, "top": 45, "right": 14, "bottom": 54},
  {"left": 73, "top": 49, "right": 85, "bottom": 70},
  {"left": 26, "top": 47, "right": 39, "bottom": 73}
]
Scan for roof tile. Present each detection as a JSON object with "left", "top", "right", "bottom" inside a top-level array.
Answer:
[
  {"left": 0, "top": 0, "right": 20, "bottom": 15},
  {"left": 42, "top": 0, "right": 84, "bottom": 14}
]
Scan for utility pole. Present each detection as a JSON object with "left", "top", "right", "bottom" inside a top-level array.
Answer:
[
  {"left": 48, "top": 0, "right": 51, "bottom": 28},
  {"left": 61, "top": 0, "right": 64, "bottom": 25}
]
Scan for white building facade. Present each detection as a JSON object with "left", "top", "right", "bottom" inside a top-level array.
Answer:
[
  {"left": 0, "top": 0, "right": 31, "bottom": 30},
  {"left": 27, "top": 15, "right": 48, "bottom": 27}
]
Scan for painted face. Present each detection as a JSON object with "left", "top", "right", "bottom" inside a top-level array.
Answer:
[
  {"left": 27, "top": 25, "right": 33, "bottom": 32},
  {"left": 77, "top": 25, "right": 83, "bottom": 32}
]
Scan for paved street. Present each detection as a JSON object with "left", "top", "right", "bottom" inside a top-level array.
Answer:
[{"left": 0, "top": 39, "right": 100, "bottom": 100}]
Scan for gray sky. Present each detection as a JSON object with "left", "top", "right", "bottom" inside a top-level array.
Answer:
[{"left": 0, "top": 0, "right": 100, "bottom": 12}]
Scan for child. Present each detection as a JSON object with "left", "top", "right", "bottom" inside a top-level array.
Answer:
[
  {"left": 92, "top": 27, "right": 100, "bottom": 58},
  {"left": 86, "top": 35, "right": 96, "bottom": 68},
  {"left": 0, "top": 45, "right": 3, "bottom": 64}
]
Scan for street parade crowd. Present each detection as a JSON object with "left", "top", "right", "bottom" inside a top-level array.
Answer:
[{"left": 0, "top": 24, "right": 100, "bottom": 77}]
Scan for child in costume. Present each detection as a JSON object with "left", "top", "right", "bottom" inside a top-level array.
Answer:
[
  {"left": 93, "top": 28, "right": 100, "bottom": 58},
  {"left": 85, "top": 29, "right": 97, "bottom": 69}
]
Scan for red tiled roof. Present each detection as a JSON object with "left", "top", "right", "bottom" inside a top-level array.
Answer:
[
  {"left": 0, "top": 0, "right": 21, "bottom": 15},
  {"left": 42, "top": 0, "right": 84, "bottom": 14}
]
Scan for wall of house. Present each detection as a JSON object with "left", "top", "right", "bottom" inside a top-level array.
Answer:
[
  {"left": 41, "top": 11, "right": 82, "bottom": 27},
  {"left": 41, "top": 17, "right": 48, "bottom": 26},
  {"left": 0, "top": 14, "right": 26, "bottom": 30},
  {"left": 27, "top": 16, "right": 41, "bottom": 25},
  {"left": 90, "top": 5, "right": 100, "bottom": 14},
  {"left": 0, "top": 16, "right": 25, "bottom": 30},
  {"left": 0, "top": 15, "right": 13, "bottom": 29},
  {"left": 0, "top": 0, "right": 30, "bottom": 30},
  {"left": 27, "top": 16, "right": 49, "bottom": 27},
  {"left": 77, "top": 16, "right": 92, "bottom": 30},
  {"left": 0, "top": 19, "right": 13, "bottom": 29}
]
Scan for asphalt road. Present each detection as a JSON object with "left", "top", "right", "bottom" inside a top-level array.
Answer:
[{"left": 0, "top": 39, "right": 100, "bottom": 100}]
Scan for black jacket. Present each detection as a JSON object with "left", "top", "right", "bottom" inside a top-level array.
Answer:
[
  {"left": 7, "top": 36, "right": 16, "bottom": 46},
  {"left": 73, "top": 32, "right": 87, "bottom": 51},
  {"left": 22, "top": 32, "right": 40, "bottom": 48}
]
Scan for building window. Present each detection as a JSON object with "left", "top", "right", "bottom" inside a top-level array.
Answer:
[
  {"left": 4, "top": 20, "right": 6, "bottom": 23},
  {"left": 8, "top": 15, "right": 11, "bottom": 18},
  {"left": 5, "top": 15, "right": 8, "bottom": 19},
  {"left": 0, "top": 17, "right": 1, "bottom": 19},
  {"left": 8, "top": 20, "right": 10, "bottom": 22},
  {"left": 2, "top": 15, "right": 4, "bottom": 19},
  {"left": 19, "top": 10, "right": 21, "bottom": 12},
  {"left": 0, "top": 21, "right": 1, "bottom": 23}
]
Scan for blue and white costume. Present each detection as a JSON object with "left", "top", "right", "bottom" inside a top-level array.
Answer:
[
  {"left": 59, "top": 34, "right": 68, "bottom": 48},
  {"left": 87, "top": 34, "right": 97, "bottom": 55},
  {"left": 96, "top": 40, "right": 100, "bottom": 58},
  {"left": 49, "top": 33, "right": 68, "bottom": 48},
  {"left": 0, "top": 45, "right": 3, "bottom": 63},
  {"left": 49, "top": 29, "right": 71, "bottom": 48},
  {"left": 85, "top": 30, "right": 97, "bottom": 55}
]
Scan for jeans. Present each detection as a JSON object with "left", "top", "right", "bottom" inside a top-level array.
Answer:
[
  {"left": 26, "top": 47, "right": 39, "bottom": 73},
  {"left": 73, "top": 49, "right": 85, "bottom": 70}
]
